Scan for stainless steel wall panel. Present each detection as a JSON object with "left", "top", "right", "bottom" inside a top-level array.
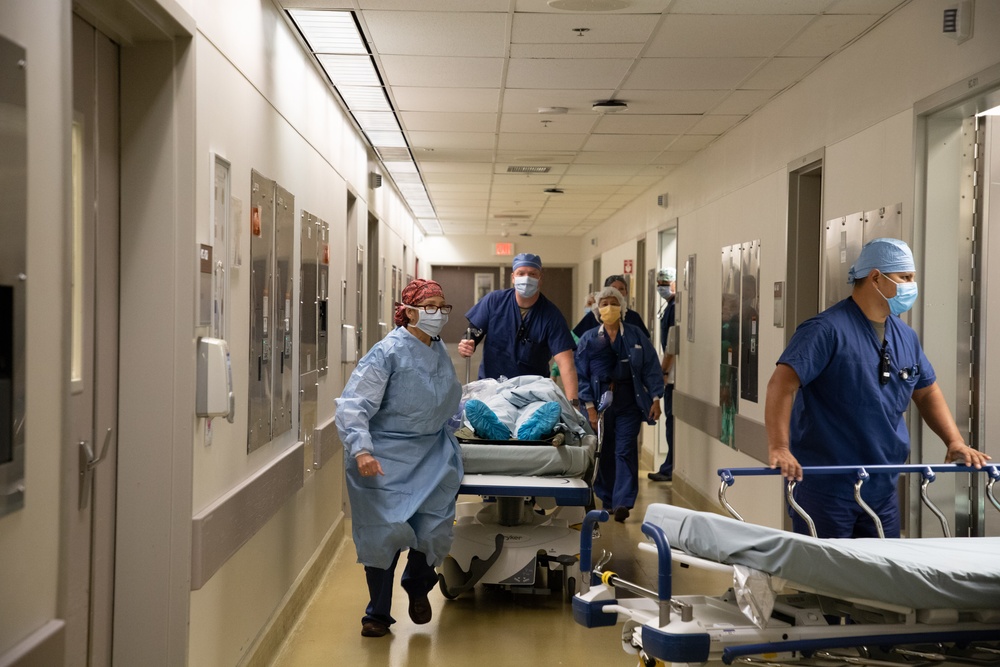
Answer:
[
  {"left": 824, "top": 212, "right": 863, "bottom": 308},
  {"left": 863, "top": 203, "right": 903, "bottom": 242},
  {"left": 0, "top": 34, "right": 26, "bottom": 517},
  {"left": 317, "top": 219, "right": 329, "bottom": 375},
  {"left": 272, "top": 185, "right": 294, "bottom": 440},
  {"left": 248, "top": 171, "right": 274, "bottom": 452}
]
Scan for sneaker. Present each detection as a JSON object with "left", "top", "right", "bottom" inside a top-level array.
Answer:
[
  {"left": 516, "top": 401, "right": 561, "bottom": 441},
  {"left": 613, "top": 507, "right": 630, "bottom": 523},
  {"left": 361, "top": 619, "right": 389, "bottom": 637},
  {"left": 465, "top": 400, "right": 511, "bottom": 441},
  {"left": 647, "top": 472, "right": 672, "bottom": 482},
  {"left": 408, "top": 594, "right": 432, "bottom": 625}
]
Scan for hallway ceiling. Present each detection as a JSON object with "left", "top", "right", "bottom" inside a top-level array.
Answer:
[{"left": 281, "top": 0, "right": 909, "bottom": 237}]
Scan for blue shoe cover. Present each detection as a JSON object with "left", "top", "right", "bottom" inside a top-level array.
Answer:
[
  {"left": 517, "top": 401, "right": 561, "bottom": 441},
  {"left": 465, "top": 400, "right": 511, "bottom": 441}
]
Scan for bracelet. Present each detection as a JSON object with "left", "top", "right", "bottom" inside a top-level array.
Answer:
[{"left": 570, "top": 398, "right": 580, "bottom": 407}]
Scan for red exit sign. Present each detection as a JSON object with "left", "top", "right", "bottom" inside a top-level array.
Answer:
[{"left": 495, "top": 242, "right": 514, "bottom": 256}]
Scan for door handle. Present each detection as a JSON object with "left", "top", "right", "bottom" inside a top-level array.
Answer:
[{"left": 78, "top": 427, "right": 113, "bottom": 510}]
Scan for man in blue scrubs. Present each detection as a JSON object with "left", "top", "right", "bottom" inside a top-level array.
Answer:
[
  {"left": 765, "top": 238, "right": 990, "bottom": 538},
  {"left": 458, "top": 253, "right": 579, "bottom": 406}
]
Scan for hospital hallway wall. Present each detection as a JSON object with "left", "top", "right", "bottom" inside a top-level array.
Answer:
[{"left": 2, "top": 1, "right": 1000, "bottom": 667}]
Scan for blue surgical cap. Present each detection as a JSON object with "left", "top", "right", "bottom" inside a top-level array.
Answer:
[
  {"left": 512, "top": 253, "right": 542, "bottom": 271},
  {"left": 847, "top": 238, "right": 915, "bottom": 283}
]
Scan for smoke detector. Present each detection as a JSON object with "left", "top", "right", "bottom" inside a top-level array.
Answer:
[{"left": 592, "top": 100, "right": 628, "bottom": 113}]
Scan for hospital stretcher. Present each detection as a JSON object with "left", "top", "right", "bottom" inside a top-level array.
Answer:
[
  {"left": 435, "top": 382, "right": 609, "bottom": 600},
  {"left": 573, "top": 465, "right": 1000, "bottom": 666}
]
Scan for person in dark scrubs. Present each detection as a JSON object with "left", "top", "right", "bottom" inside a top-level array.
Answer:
[{"left": 572, "top": 274, "right": 650, "bottom": 339}]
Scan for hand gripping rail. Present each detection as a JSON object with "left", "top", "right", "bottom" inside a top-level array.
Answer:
[{"left": 718, "top": 464, "right": 1000, "bottom": 538}]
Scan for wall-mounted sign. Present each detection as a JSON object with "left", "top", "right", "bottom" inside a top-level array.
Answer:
[
  {"left": 623, "top": 259, "right": 633, "bottom": 274},
  {"left": 494, "top": 242, "right": 514, "bottom": 256}
]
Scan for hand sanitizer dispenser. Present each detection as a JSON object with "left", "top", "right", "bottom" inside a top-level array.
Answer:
[{"left": 197, "top": 337, "right": 234, "bottom": 422}]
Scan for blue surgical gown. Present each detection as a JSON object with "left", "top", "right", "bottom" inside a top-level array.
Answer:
[
  {"left": 334, "top": 326, "right": 463, "bottom": 569},
  {"left": 465, "top": 288, "right": 575, "bottom": 380},
  {"left": 778, "top": 297, "right": 934, "bottom": 502}
]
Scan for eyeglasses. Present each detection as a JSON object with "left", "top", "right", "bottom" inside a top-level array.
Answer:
[{"left": 412, "top": 304, "right": 453, "bottom": 314}]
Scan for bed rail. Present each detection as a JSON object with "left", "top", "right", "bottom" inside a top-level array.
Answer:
[{"left": 717, "top": 464, "right": 1000, "bottom": 538}]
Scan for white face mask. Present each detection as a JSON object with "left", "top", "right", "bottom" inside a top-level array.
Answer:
[
  {"left": 513, "top": 276, "right": 539, "bottom": 298},
  {"left": 412, "top": 309, "right": 448, "bottom": 338}
]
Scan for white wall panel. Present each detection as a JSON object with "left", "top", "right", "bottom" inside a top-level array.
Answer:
[{"left": 580, "top": 0, "right": 1000, "bottom": 524}]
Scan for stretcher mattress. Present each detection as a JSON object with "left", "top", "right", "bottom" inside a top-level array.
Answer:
[
  {"left": 644, "top": 503, "right": 1000, "bottom": 612},
  {"left": 459, "top": 434, "right": 596, "bottom": 477}
]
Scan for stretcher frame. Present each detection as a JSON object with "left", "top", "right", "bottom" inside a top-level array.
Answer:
[
  {"left": 572, "top": 465, "right": 1000, "bottom": 666},
  {"left": 436, "top": 389, "right": 610, "bottom": 600}
]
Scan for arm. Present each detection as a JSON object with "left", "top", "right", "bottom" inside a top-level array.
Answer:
[
  {"left": 334, "top": 351, "right": 391, "bottom": 476},
  {"left": 765, "top": 363, "right": 802, "bottom": 481},
  {"left": 640, "top": 334, "right": 664, "bottom": 422},
  {"left": 553, "top": 350, "right": 578, "bottom": 400},
  {"left": 912, "top": 382, "right": 991, "bottom": 467}
]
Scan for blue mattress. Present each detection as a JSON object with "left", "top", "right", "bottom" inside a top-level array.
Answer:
[{"left": 643, "top": 504, "right": 1000, "bottom": 612}]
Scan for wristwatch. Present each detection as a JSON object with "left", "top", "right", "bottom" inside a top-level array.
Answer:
[{"left": 570, "top": 398, "right": 580, "bottom": 407}]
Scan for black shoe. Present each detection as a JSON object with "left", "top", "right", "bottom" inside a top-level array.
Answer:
[
  {"left": 361, "top": 619, "right": 389, "bottom": 637},
  {"left": 613, "top": 507, "right": 630, "bottom": 523},
  {"left": 408, "top": 594, "right": 432, "bottom": 625},
  {"left": 647, "top": 472, "right": 672, "bottom": 482}
]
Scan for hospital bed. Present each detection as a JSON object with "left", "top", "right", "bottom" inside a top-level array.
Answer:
[
  {"left": 435, "top": 381, "right": 609, "bottom": 600},
  {"left": 573, "top": 464, "right": 1000, "bottom": 666}
]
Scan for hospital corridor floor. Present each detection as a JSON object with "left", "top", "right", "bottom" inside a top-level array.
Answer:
[{"left": 269, "top": 475, "right": 729, "bottom": 667}]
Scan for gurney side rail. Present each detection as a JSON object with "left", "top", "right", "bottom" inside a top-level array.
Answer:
[{"left": 718, "top": 464, "right": 1000, "bottom": 537}]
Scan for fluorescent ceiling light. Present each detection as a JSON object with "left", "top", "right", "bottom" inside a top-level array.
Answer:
[
  {"left": 336, "top": 86, "right": 392, "bottom": 112},
  {"left": 287, "top": 9, "right": 445, "bottom": 233},
  {"left": 978, "top": 105, "right": 1000, "bottom": 116},
  {"left": 288, "top": 10, "right": 367, "bottom": 54},
  {"left": 384, "top": 161, "right": 417, "bottom": 173},
  {"left": 367, "top": 131, "right": 407, "bottom": 148},
  {"left": 352, "top": 111, "right": 401, "bottom": 132},
  {"left": 317, "top": 55, "right": 381, "bottom": 86}
]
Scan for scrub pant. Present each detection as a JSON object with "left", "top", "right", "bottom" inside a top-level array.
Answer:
[
  {"left": 789, "top": 485, "right": 901, "bottom": 538},
  {"left": 655, "top": 383, "right": 674, "bottom": 476},
  {"left": 594, "top": 386, "right": 643, "bottom": 511},
  {"left": 363, "top": 549, "right": 438, "bottom": 627}
]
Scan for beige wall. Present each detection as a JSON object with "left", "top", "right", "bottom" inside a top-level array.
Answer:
[
  {"left": 578, "top": 0, "right": 1000, "bottom": 527},
  {"left": 0, "top": 0, "right": 70, "bottom": 659}
]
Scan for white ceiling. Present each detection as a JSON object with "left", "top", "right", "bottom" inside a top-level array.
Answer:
[{"left": 281, "top": 0, "right": 909, "bottom": 237}]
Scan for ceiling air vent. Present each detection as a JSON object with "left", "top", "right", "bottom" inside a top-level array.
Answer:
[{"left": 507, "top": 166, "right": 551, "bottom": 174}]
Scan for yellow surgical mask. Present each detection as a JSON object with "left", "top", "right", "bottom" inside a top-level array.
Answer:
[{"left": 599, "top": 305, "right": 621, "bottom": 325}]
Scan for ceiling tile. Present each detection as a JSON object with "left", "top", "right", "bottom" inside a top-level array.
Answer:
[
  {"left": 511, "top": 43, "right": 642, "bottom": 59},
  {"left": 392, "top": 87, "right": 500, "bottom": 112},
  {"left": 506, "top": 58, "right": 634, "bottom": 90},
  {"left": 687, "top": 114, "right": 743, "bottom": 134},
  {"left": 584, "top": 134, "right": 676, "bottom": 152},
  {"left": 413, "top": 148, "right": 495, "bottom": 163},
  {"left": 669, "top": 0, "right": 833, "bottom": 13},
  {"left": 511, "top": 12, "right": 658, "bottom": 44},
  {"left": 362, "top": 11, "right": 508, "bottom": 57},
  {"left": 360, "top": 0, "right": 510, "bottom": 9},
  {"left": 709, "top": 90, "right": 776, "bottom": 114},
  {"left": 740, "top": 57, "right": 822, "bottom": 90},
  {"left": 594, "top": 114, "right": 701, "bottom": 135},
  {"left": 666, "top": 134, "right": 720, "bottom": 150},
  {"left": 399, "top": 111, "right": 497, "bottom": 133},
  {"left": 422, "top": 172, "right": 493, "bottom": 185},
  {"left": 419, "top": 162, "right": 494, "bottom": 173},
  {"left": 497, "top": 132, "right": 587, "bottom": 151},
  {"left": 407, "top": 131, "right": 496, "bottom": 150},
  {"left": 379, "top": 55, "right": 504, "bottom": 88},
  {"left": 499, "top": 113, "right": 597, "bottom": 134},
  {"left": 825, "top": 0, "right": 907, "bottom": 13},
  {"left": 573, "top": 151, "right": 661, "bottom": 165},
  {"left": 779, "top": 15, "right": 881, "bottom": 58},
  {"left": 624, "top": 58, "right": 767, "bottom": 90},
  {"left": 651, "top": 151, "right": 697, "bottom": 165},
  {"left": 646, "top": 14, "right": 813, "bottom": 58}
]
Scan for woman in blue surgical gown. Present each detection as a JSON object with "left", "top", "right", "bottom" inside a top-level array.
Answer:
[{"left": 334, "top": 278, "right": 462, "bottom": 638}]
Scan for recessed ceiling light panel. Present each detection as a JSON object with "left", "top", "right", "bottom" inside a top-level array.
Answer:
[{"left": 547, "top": 0, "right": 631, "bottom": 11}]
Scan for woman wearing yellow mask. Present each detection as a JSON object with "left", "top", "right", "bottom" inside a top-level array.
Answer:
[{"left": 575, "top": 286, "right": 664, "bottom": 522}]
